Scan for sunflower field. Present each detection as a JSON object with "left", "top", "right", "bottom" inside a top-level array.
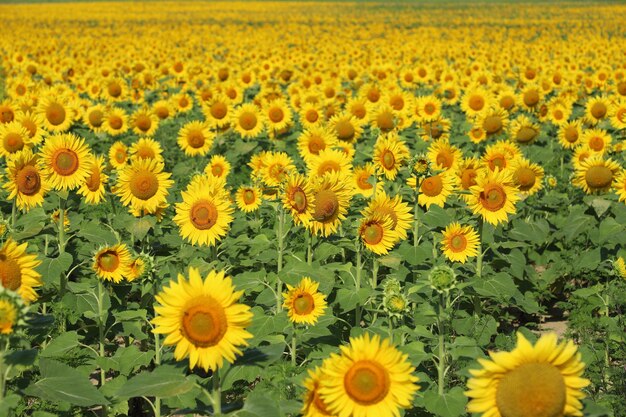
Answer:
[{"left": 0, "top": 1, "right": 625, "bottom": 417}]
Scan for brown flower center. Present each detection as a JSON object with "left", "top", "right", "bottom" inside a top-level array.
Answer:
[
  {"left": 129, "top": 170, "right": 159, "bottom": 200},
  {"left": 362, "top": 222, "right": 384, "bottom": 245},
  {"left": 135, "top": 114, "right": 152, "bottom": 132},
  {"left": 450, "top": 234, "right": 467, "bottom": 252},
  {"left": 468, "top": 95, "right": 485, "bottom": 111},
  {"left": 381, "top": 150, "right": 395, "bottom": 170},
  {"left": 89, "top": 110, "right": 104, "bottom": 127},
  {"left": 585, "top": 166, "right": 613, "bottom": 190},
  {"left": 421, "top": 175, "right": 443, "bottom": 197},
  {"left": 187, "top": 130, "right": 205, "bottom": 149},
  {"left": 97, "top": 250, "right": 120, "bottom": 272},
  {"left": 480, "top": 184, "right": 507, "bottom": 211},
  {"left": 46, "top": 103, "right": 66, "bottom": 126},
  {"left": 591, "top": 102, "right": 607, "bottom": 119},
  {"left": 335, "top": 120, "right": 355, "bottom": 141},
  {"left": 269, "top": 107, "right": 284, "bottom": 123},
  {"left": 515, "top": 167, "right": 536, "bottom": 191},
  {"left": 239, "top": 112, "right": 257, "bottom": 131},
  {"left": 190, "top": 201, "right": 218, "bottom": 230},
  {"left": 210, "top": 102, "right": 228, "bottom": 120},
  {"left": 181, "top": 300, "right": 228, "bottom": 348},
  {"left": 3, "top": 132, "right": 24, "bottom": 153},
  {"left": 16, "top": 165, "right": 41, "bottom": 196},
  {"left": 344, "top": 360, "right": 390, "bottom": 405},
  {"left": 313, "top": 189, "right": 339, "bottom": 223},
  {"left": 293, "top": 293, "right": 315, "bottom": 315},
  {"left": 516, "top": 127, "right": 537, "bottom": 143},
  {"left": 52, "top": 149, "right": 79, "bottom": 176},
  {"left": 483, "top": 115, "right": 502, "bottom": 134}
]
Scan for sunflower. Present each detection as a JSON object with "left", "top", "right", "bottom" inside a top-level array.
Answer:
[
  {"left": 152, "top": 100, "right": 175, "bottom": 121},
  {"left": 102, "top": 107, "right": 129, "bottom": 136},
  {"left": 510, "top": 158, "right": 544, "bottom": 196},
  {"left": 52, "top": 209, "right": 70, "bottom": 232},
  {"left": 419, "top": 117, "right": 451, "bottom": 142},
  {"left": 173, "top": 175, "right": 234, "bottom": 247},
  {"left": 283, "top": 277, "right": 327, "bottom": 325},
  {"left": 520, "top": 83, "right": 543, "bottom": 111},
  {"left": 453, "top": 157, "right": 486, "bottom": 202},
  {"left": 108, "top": 141, "right": 128, "bottom": 169},
  {"left": 103, "top": 78, "right": 126, "bottom": 102},
  {"left": 302, "top": 366, "right": 336, "bottom": 417},
  {"left": 417, "top": 173, "right": 455, "bottom": 209},
  {"left": 584, "top": 96, "right": 610, "bottom": 125},
  {"left": 573, "top": 156, "right": 622, "bottom": 194},
  {"left": 346, "top": 97, "right": 372, "bottom": 122},
  {"left": 261, "top": 152, "right": 296, "bottom": 188},
  {"left": 440, "top": 222, "right": 480, "bottom": 263},
  {"left": 299, "top": 103, "right": 324, "bottom": 130},
  {"left": 614, "top": 169, "right": 626, "bottom": 203},
  {"left": 4, "top": 149, "right": 50, "bottom": 211},
  {"left": 83, "top": 104, "right": 107, "bottom": 133},
  {"left": 129, "top": 138, "right": 164, "bottom": 163},
  {"left": 0, "top": 121, "right": 30, "bottom": 158},
  {"left": 203, "top": 94, "right": 232, "bottom": 129},
  {"left": 38, "top": 133, "right": 93, "bottom": 191},
  {"left": 352, "top": 163, "right": 382, "bottom": 198},
  {"left": 414, "top": 95, "right": 443, "bottom": 123},
  {"left": 496, "top": 87, "right": 519, "bottom": 112},
  {"left": 177, "top": 121, "right": 214, "bottom": 157},
  {"left": 232, "top": 103, "right": 264, "bottom": 139},
  {"left": 468, "top": 125, "right": 487, "bottom": 144},
  {"left": 307, "top": 148, "right": 353, "bottom": 180},
  {"left": 235, "top": 185, "right": 263, "bottom": 213},
  {"left": 571, "top": 146, "right": 600, "bottom": 171},
  {"left": 115, "top": 158, "right": 173, "bottom": 214},
  {"left": 15, "top": 111, "right": 46, "bottom": 146},
  {"left": 547, "top": 103, "right": 571, "bottom": 127},
  {"left": 581, "top": 128, "right": 612, "bottom": 154},
  {"left": 93, "top": 243, "right": 132, "bottom": 283},
  {"left": 36, "top": 96, "right": 75, "bottom": 133},
  {"left": 465, "top": 332, "right": 589, "bottom": 417},
  {"left": 283, "top": 173, "right": 314, "bottom": 226},
  {"left": 78, "top": 154, "right": 108, "bottom": 204},
  {"left": 126, "top": 256, "right": 146, "bottom": 282},
  {"left": 359, "top": 213, "right": 398, "bottom": 255},
  {"left": 477, "top": 107, "right": 509, "bottom": 138},
  {"left": 0, "top": 99, "right": 17, "bottom": 124},
  {"left": 298, "top": 126, "right": 337, "bottom": 162},
  {"left": 0, "top": 239, "right": 42, "bottom": 303},
  {"left": 328, "top": 113, "right": 363, "bottom": 144},
  {"left": 609, "top": 99, "right": 626, "bottom": 130},
  {"left": 362, "top": 191, "right": 412, "bottom": 242},
  {"left": 172, "top": 92, "right": 194, "bottom": 113},
  {"left": 373, "top": 134, "right": 410, "bottom": 180},
  {"left": 204, "top": 155, "right": 231, "bottom": 179},
  {"left": 308, "top": 172, "right": 353, "bottom": 237},
  {"left": 427, "top": 139, "right": 462, "bottom": 172},
  {"left": 264, "top": 99, "right": 292, "bottom": 132},
  {"left": 370, "top": 104, "right": 398, "bottom": 133},
  {"left": 318, "top": 333, "right": 420, "bottom": 417},
  {"left": 468, "top": 169, "right": 520, "bottom": 226},
  {"left": 0, "top": 290, "right": 22, "bottom": 335},
  {"left": 509, "top": 115, "right": 540, "bottom": 145},
  {"left": 481, "top": 141, "right": 521, "bottom": 173},
  {"left": 152, "top": 267, "right": 253, "bottom": 372},
  {"left": 557, "top": 120, "right": 583, "bottom": 149},
  {"left": 461, "top": 86, "right": 492, "bottom": 119}
]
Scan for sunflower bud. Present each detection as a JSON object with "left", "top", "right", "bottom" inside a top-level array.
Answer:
[
  {"left": 383, "top": 293, "right": 409, "bottom": 318},
  {"left": 382, "top": 278, "right": 402, "bottom": 296},
  {"left": 429, "top": 265, "right": 457, "bottom": 293},
  {"left": 545, "top": 175, "right": 557, "bottom": 188},
  {"left": 413, "top": 155, "right": 431, "bottom": 178}
]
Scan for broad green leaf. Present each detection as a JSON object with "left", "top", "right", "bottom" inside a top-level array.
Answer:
[
  {"left": 39, "top": 253, "right": 73, "bottom": 287},
  {"left": 40, "top": 331, "right": 80, "bottom": 358},
  {"left": 423, "top": 386, "right": 468, "bottom": 417},
  {"left": 115, "top": 365, "right": 195, "bottom": 399},
  {"left": 24, "top": 358, "right": 109, "bottom": 406},
  {"left": 76, "top": 222, "right": 118, "bottom": 246}
]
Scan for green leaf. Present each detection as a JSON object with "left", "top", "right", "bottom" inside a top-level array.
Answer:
[
  {"left": 40, "top": 332, "right": 80, "bottom": 358},
  {"left": 130, "top": 217, "right": 155, "bottom": 241},
  {"left": 4, "top": 348, "right": 37, "bottom": 368},
  {"left": 423, "top": 386, "right": 468, "bottom": 417},
  {"left": 76, "top": 222, "right": 118, "bottom": 246},
  {"left": 335, "top": 288, "right": 370, "bottom": 312},
  {"left": 24, "top": 358, "right": 109, "bottom": 406},
  {"left": 116, "top": 365, "right": 196, "bottom": 399},
  {"left": 39, "top": 253, "right": 73, "bottom": 288},
  {"left": 0, "top": 394, "right": 21, "bottom": 416},
  {"left": 99, "top": 345, "right": 154, "bottom": 376},
  {"left": 471, "top": 272, "right": 518, "bottom": 301},
  {"left": 598, "top": 217, "right": 624, "bottom": 245}
]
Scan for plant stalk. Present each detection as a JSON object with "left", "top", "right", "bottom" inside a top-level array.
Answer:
[
  {"left": 213, "top": 368, "right": 221, "bottom": 415},
  {"left": 291, "top": 327, "right": 297, "bottom": 366},
  {"left": 355, "top": 238, "right": 362, "bottom": 327},
  {"left": 437, "top": 292, "right": 447, "bottom": 395},
  {"left": 276, "top": 206, "right": 285, "bottom": 313}
]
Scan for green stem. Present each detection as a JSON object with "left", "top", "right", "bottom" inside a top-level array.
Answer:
[
  {"left": 10, "top": 198, "right": 16, "bottom": 230},
  {"left": 291, "top": 327, "right": 297, "bottom": 366},
  {"left": 355, "top": 239, "right": 362, "bottom": 327},
  {"left": 213, "top": 368, "right": 222, "bottom": 415},
  {"left": 474, "top": 217, "right": 484, "bottom": 316},
  {"left": 413, "top": 177, "right": 420, "bottom": 250},
  {"left": 371, "top": 258, "right": 379, "bottom": 289},
  {"left": 437, "top": 292, "right": 446, "bottom": 395},
  {"left": 276, "top": 206, "right": 285, "bottom": 313},
  {"left": 154, "top": 284, "right": 161, "bottom": 417},
  {"left": 0, "top": 339, "right": 6, "bottom": 401},
  {"left": 306, "top": 230, "right": 313, "bottom": 266},
  {"left": 97, "top": 279, "right": 108, "bottom": 417},
  {"left": 58, "top": 198, "right": 67, "bottom": 297}
]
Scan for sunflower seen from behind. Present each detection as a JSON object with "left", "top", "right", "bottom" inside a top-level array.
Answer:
[
  {"left": 0, "top": 239, "right": 42, "bottom": 304},
  {"left": 152, "top": 267, "right": 253, "bottom": 372},
  {"left": 38, "top": 133, "right": 93, "bottom": 191},
  {"left": 318, "top": 333, "right": 420, "bottom": 417},
  {"left": 465, "top": 332, "right": 589, "bottom": 417},
  {"left": 283, "top": 277, "right": 327, "bottom": 325}
]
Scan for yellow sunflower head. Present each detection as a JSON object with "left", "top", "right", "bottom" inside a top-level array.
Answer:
[
  {"left": 0, "top": 239, "right": 42, "bottom": 304},
  {"left": 466, "top": 332, "right": 590, "bottom": 417},
  {"left": 93, "top": 243, "right": 132, "bottom": 283},
  {"left": 177, "top": 120, "right": 214, "bottom": 157},
  {"left": 308, "top": 172, "right": 353, "bottom": 237},
  {"left": 282, "top": 277, "right": 327, "bottom": 325},
  {"left": 358, "top": 213, "right": 399, "bottom": 255},
  {"left": 4, "top": 148, "right": 51, "bottom": 212},
  {"left": 38, "top": 133, "right": 93, "bottom": 191},
  {"left": 282, "top": 173, "right": 314, "bottom": 226},
  {"left": 236, "top": 185, "right": 263, "bottom": 213},
  {"left": 441, "top": 222, "right": 480, "bottom": 264},
  {"left": 114, "top": 158, "right": 174, "bottom": 215},
  {"left": 152, "top": 267, "right": 253, "bottom": 372},
  {"left": 468, "top": 169, "right": 520, "bottom": 226},
  {"left": 573, "top": 156, "right": 622, "bottom": 194},
  {"left": 373, "top": 133, "right": 410, "bottom": 181}
]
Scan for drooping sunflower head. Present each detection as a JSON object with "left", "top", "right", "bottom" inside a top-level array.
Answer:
[
  {"left": 38, "top": 133, "right": 93, "bottom": 191},
  {"left": 573, "top": 156, "right": 622, "bottom": 194},
  {"left": 318, "top": 333, "right": 420, "bottom": 417},
  {"left": 282, "top": 277, "right": 327, "bottom": 325},
  {"left": 152, "top": 267, "right": 253, "bottom": 372},
  {"left": 260, "top": 151, "right": 296, "bottom": 188},
  {"left": 108, "top": 141, "right": 128, "bottom": 169},
  {"left": 352, "top": 163, "right": 381, "bottom": 198},
  {"left": 93, "top": 243, "right": 132, "bottom": 283},
  {"left": 510, "top": 115, "right": 540, "bottom": 145},
  {"left": 466, "top": 332, "right": 590, "bottom": 417}
]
